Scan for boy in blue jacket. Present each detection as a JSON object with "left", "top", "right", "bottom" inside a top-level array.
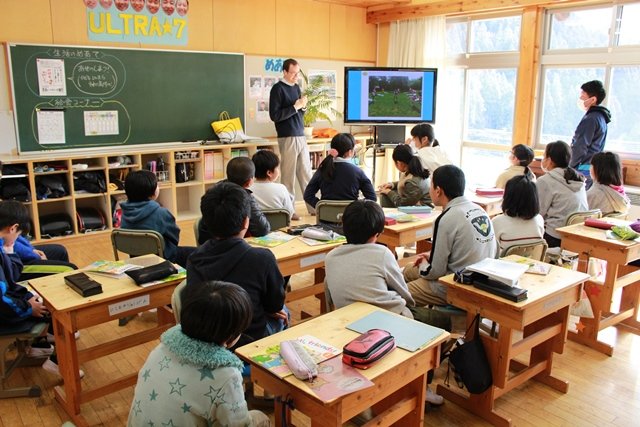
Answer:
[{"left": 120, "top": 170, "right": 195, "bottom": 267}]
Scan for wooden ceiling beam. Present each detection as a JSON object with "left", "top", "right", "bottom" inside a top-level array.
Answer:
[{"left": 366, "top": 0, "right": 606, "bottom": 23}]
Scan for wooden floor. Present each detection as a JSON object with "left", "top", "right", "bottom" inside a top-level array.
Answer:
[{"left": 3, "top": 208, "right": 640, "bottom": 426}]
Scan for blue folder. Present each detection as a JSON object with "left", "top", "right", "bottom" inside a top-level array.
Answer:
[{"left": 347, "top": 310, "right": 444, "bottom": 352}]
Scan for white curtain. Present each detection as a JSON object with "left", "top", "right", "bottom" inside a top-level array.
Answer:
[
  {"left": 387, "top": 16, "right": 446, "bottom": 68},
  {"left": 387, "top": 16, "right": 461, "bottom": 165}
]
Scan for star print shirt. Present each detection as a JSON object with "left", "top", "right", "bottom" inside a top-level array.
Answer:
[{"left": 128, "top": 325, "right": 265, "bottom": 427}]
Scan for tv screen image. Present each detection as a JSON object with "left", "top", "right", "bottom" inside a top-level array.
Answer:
[{"left": 345, "top": 67, "right": 437, "bottom": 124}]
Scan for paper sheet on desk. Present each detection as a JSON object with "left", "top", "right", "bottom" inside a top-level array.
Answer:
[{"left": 308, "top": 357, "right": 373, "bottom": 402}]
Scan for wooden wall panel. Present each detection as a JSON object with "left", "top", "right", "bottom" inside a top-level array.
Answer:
[
  {"left": 330, "top": 5, "right": 376, "bottom": 61},
  {"left": 377, "top": 22, "right": 390, "bottom": 66},
  {"left": 213, "top": 0, "right": 275, "bottom": 54},
  {"left": 0, "top": 0, "right": 53, "bottom": 43},
  {"left": 275, "top": 0, "right": 331, "bottom": 59}
]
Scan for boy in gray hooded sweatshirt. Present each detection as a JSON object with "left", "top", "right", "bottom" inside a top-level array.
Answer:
[{"left": 537, "top": 141, "right": 588, "bottom": 248}]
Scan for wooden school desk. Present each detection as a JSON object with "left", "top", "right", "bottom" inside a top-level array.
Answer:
[
  {"left": 378, "top": 208, "right": 439, "bottom": 255},
  {"left": 469, "top": 193, "right": 503, "bottom": 217},
  {"left": 28, "top": 255, "right": 182, "bottom": 426},
  {"left": 437, "top": 257, "right": 589, "bottom": 427},
  {"left": 557, "top": 223, "right": 640, "bottom": 356},
  {"left": 236, "top": 302, "right": 449, "bottom": 427},
  {"left": 252, "top": 237, "right": 343, "bottom": 311}
]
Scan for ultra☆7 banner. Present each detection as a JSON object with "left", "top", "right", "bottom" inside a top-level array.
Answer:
[{"left": 85, "top": 0, "right": 189, "bottom": 46}]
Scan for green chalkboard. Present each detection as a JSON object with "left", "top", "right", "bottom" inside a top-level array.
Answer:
[{"left": 8, "top": 44, "right": 244, "bottom": 153}]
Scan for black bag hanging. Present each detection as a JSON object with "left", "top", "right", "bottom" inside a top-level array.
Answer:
[{"left": 446, "top": 313, "right": 493, "bottom": 394}]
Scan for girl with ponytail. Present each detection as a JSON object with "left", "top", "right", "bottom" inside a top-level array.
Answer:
[
  {"left": 379, "top": 144, "right": 432, "bottom": 207},
  {"left": 536, "top": 140, "right": 588, "bottom": 247},
  {"left": 495, "top": 144, "right": 536, "bottom": 188},
  {"left": 303, "top": 133, "right": 376, "bottom": 209}
]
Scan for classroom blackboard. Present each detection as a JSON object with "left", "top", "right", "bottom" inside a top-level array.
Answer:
[{"left": 8, "top": 44, "right": 244, "bottom": 153}]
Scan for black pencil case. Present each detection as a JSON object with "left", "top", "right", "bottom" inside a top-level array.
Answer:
[
  {"left": 125, "top": 261, "right": 177, "bottom": 285},
  {"left": 64, "top": 272, "right": 103, "bottom": 297}
]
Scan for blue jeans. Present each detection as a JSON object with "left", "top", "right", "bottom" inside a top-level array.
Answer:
[{"left": 265, "top": 304, "right": 290, "bottom": 336}]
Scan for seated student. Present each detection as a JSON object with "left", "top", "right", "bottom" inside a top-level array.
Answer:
[
  {"left": 325, "top": 200, "right": 415, "bottom": 317},
  {"left": 492, "top": 175, "right": 545, "bottom": 255},
  {"left": 495, "top": 144, "right": 537, "bottom": 189},
  {"left": 587, "top": 151, "right": 630, "bottom": 216},
  {"left": 303, "top": 133, "right": 376, "bottom": 209},
  {"left": 408, "top": 123, "right": 452, "bottom": 174},
  {"left": 198, "top": 157, "right": 270, "bottom": 244},
  {"left": 536, "top": 141, "right": 588, "bottom": 248},
  {"left": 128, "top": 281, "right": 270, "bottom": 427},
  {"left": 187, "top": 182, "right": 286, "bottom": 348},
  {"left": 120, "top": 170, "right": 195, "bottom": 267},
  {"left": 250, "top": 149, "right": 298, "bottom": 220},
  {"left": 404, "top": 165, "right": 497, "bottom": 306},
  {"left": 0, "top": 200, "right": 67, "bottom": 375},
  {"left": 325, "top": 199, "right": 445, "bottom": 406},
  {"left": 0, "top": 161, "right": 76, "bottom": 279},
  {"left": 379, "top": 144, "right": 432, "bottom": 208}
]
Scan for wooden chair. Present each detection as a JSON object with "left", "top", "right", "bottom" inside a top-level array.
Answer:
[
  {"left": 262, "top": 209, "right": 291, "bottom": 231},
  {"left": 0, "top": 320, "right": 49, "bottom": 398},
  {"left": 171, "top": 280, "right": 187, "bottom": 323},
  {"left": 193, "top": 217, "right": 201, "bottom": 244},
  {"left": 110, "top": 229, "right": 165, "bottom": 325},
  {"left": 565, "top": 209, "right": 602, "bottom": 226},
  {"left": 604, "top": 211, "right": 627, "bottom": 219},
  {"left": 315, "top": 200, "right": 352, "bottom": 225},
  {"left": 110, "top": 229, "right": 165, "bottom": 260},
  {"left": 501, "top": 239, "right": 548, "bottom": 262}
]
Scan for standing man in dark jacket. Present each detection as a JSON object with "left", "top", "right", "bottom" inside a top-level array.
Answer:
[
  {"left": 570, "top": 80, "right": 612, "bottom": 189},
  {"left": 269, "top": 58, "right": 312, "bottom": 210}
]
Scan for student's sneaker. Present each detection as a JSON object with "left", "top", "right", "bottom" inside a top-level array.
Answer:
[
  {"left": 426, "top": 387, "right": 444, "bottom": 406},
  {"left": 42, "top": 359, "right": 85, "bottom": 379},
  {"left": 27, "top": 343, "right": 54, "bottom": 358},
  {"left": 47, "top": 331, "right": 81, "bottom": 343}
]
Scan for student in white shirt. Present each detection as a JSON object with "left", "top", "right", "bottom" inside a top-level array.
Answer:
[
  {"left": 495, "top": 144, "right": 536, "bottom": 189},
  {"left": 250, "top": 149, "right": 298, "bottom": 220},
  {"left": 492, "top": 175, "right": 545, "bottom": 255},
  {"left": 407, "top": 123, "right": 452, "bottom": 174}
]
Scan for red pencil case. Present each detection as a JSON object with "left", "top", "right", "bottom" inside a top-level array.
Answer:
[
  {"left": 342, "top": 329, "right": 396, "bottom": 369},
  {"left": 584, "top": 217, "right": 614, "bottom": 230}
]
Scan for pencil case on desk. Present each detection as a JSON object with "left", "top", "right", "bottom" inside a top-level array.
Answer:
[
  {"left": 584, "top": 218, "right": 614, "bottom": 230},
  {"left": 280, "top": 340, "right": 317, "bottom": 381},
  {"left": 125, "top": 260, "right": 177, "bottom": 285},
  {"left": 64, "top": 272, "right": 103, "bottom": 297},
  {"left": 342, "top": 329, "right": 396, "bottom": 369}
]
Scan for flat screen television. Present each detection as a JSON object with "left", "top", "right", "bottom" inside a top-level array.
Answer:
[{"left": 344, "top": 67, "right": 437, "bottom": 124}]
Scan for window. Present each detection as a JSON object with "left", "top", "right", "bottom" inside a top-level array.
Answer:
[
  {"left": 443, "top": 14, "right": 521, "bottom": 179},
  {"left": 537, "top": 4, "right": 640, "bottom": 155}
]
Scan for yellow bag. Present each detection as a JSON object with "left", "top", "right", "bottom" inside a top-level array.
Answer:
[{"left": 211, "top": 111, "right": 244, "bottom": 143}]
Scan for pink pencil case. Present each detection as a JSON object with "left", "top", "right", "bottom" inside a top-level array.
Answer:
[
  {"left": 280, "top": 340, "right": 317, "bottom": 381},
  {"left": 342, "top": 329, "right": 396, "bottom": 370},
  {"left": 584, "top": 218, "right": 614, "bottom": 230}
]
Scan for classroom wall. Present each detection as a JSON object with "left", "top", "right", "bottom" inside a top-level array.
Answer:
[{"left": 0, "top": 0, "right": 377, "bottom": 154}]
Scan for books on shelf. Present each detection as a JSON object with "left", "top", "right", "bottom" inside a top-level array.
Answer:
[
  {"left": 203, "top": 152, "right": 214, "bottom": 180},
  {"left": 213, "top": 152, "right": 224, "bottom": 179},
  {"left": 465, "top": 258, "right": 529, "bottom": 287}
]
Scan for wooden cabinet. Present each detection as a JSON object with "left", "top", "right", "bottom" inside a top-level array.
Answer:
[{"left": 1, "top": 141, "right": 277, "bottom": 243}]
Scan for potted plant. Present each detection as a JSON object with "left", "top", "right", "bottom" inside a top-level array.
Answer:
[{"left": 300, "top": 71, "right": 342, "bottom": 138}]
